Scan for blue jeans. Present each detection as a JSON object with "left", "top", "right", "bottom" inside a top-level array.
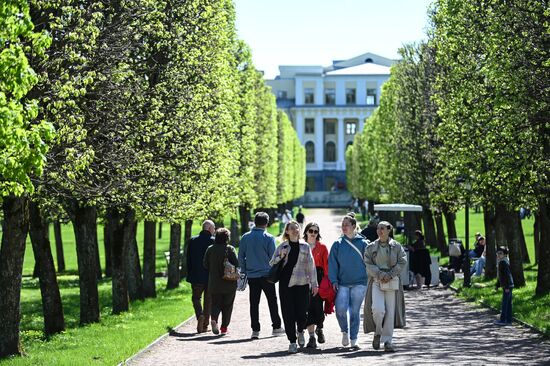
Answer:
[
  {"left": 500, "top": 289, "right": 513, "bottom": 323},
  {"left": 471, "top": 256, "right": 486, "bottom": 276},
  {"left": 334, "top": 284, "right": 367, "bottom": 341}
]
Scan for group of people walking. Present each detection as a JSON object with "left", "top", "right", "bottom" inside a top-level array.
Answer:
[{"left": 186, "top": 211, "right": 407, "bottom": 354}]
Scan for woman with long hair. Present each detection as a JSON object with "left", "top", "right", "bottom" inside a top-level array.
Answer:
[
  {"left": 303, "top": 222, "right": 329, "bottom": 348},
  {"left": 270, "top": 220, "right": 318, "bottom": 354}
]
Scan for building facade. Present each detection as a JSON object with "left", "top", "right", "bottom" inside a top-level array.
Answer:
[{"left": 266, "top": 52, "right": 394, "bottom": 194}]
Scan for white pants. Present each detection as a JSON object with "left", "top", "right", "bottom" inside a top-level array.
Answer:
[{"left": 371, "top": 281, "right": 396, "bottom": 344}]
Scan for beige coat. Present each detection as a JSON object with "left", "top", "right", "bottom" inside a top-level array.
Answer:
[{"left": 363, "top": 239, "right": 407, "bottom": 333}]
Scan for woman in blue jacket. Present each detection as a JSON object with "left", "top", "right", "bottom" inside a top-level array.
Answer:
[{"left": 328, "top": 214, "right": 369, "bottom": 349}]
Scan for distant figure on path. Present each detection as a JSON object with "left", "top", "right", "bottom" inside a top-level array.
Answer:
[
  {"left": 238, "top": 212, "right": 284, "bottom": 339},
  {"left": 409, "top": 230, "right": 432, "bottom": 288},
  {"left": 203, "top": 228, "right": 239, "bottom": 335},
  {"left": 296, "top": 207, "right": 305, "bottom": 227},
  {"left": 303, "top": 222, "right": 329, "bottom": 348},
  {"left": 270, "top": 221, "right": 318, "bottom": 354},
  {"left": 328, "top": 214, "right": 369, "bottom": 349},
  {"left": 186, "top": 220, "right": 215, "bottom": 333},
  {"left": 363, "top": 221, "right": 407, "bottom": 352},
  {"left": 495, "top": 247, "right": 514, "bottom": 325},
  {"left": 361, "top": 219, "right": 378, "bottom": 242}
]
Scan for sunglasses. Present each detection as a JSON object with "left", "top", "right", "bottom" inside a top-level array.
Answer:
[{"left": 308, "top": 229, "right": 319, "bottom": 234}]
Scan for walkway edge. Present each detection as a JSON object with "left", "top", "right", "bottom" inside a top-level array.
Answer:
[{"left": 118, "top": 315, "right": 195, "bottom": 366}]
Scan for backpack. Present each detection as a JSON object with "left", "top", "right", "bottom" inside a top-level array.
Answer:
[{"left": 448, "top": 243, "right": 462, "bottom": 257}]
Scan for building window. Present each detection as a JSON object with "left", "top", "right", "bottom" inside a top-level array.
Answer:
[
  {"left": 276, "top": 90, "right": 287, "bottom": 99},
  {"left": 324, "top": 141, "right": 336, "bottom": 162},
  {"left": 326, "top": 176, "right": 336, "bottom": 191},
  {"left": 304, "top": 88, "right": 314, "bottom": 104},
  {"left": 305, "top": 118, "right": 314, "bottom": 134},
  {"left": 306, "top": 176, "right": 316, "bottom": 191},
  {"left": 305, "top": 141, "right": 315, "bottom": 163},
  {"left": 325, "top": 88, "right": 335, "bottom": 105},
  {"left": 346, "top": 121, "right": 357, "bottom": 135},
  {"left": 366, "top": 89, "right": 377, "bottom": 105},
  {"left": 324, "top": 120, "right": 336, "bottom": 135},
  {"left": 346, "top": 88, "right": 356, "bottom": 105}
]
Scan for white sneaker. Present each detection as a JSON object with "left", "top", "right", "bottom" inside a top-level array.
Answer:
[
  {"left": 288, "top": 343, "right": 298, "bottom": 354},
  {"left": 211, "top": 320, "right": 219, "bottom": 335},
  {"left": 297, "top": 331, "right": 305, "bottom": 347},
  {"left": 341, "top": 332, "right": 350, "bottom": 347},
  {"left": 351, "top": 339, "right": 360, "bottom": 349},
  {"left": 251, "top": 330, "right": 260, "bottom": 339},
  {"left": 272, "top": 327, "right": 285, "bottom": 336}
]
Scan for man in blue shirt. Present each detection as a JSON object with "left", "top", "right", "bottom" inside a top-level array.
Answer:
[{"left": 239, "top": 212, "right": 284, "bottom": 339}]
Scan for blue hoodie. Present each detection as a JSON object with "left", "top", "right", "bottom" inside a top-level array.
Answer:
[
  {"left": 238, "top": 227, "right": 276, "bottom": 278},
  {"left": 328, "top": 234, "right": 368, "bottom": 287}
]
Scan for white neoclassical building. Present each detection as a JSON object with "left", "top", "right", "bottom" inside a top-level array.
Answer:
[{"left": 266, "top": 52, "right": 395, "bottom": 193}]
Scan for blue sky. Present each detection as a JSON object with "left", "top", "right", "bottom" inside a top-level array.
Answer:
[{"left": 235, "top": 0, "right": 434, "bottom": 79}]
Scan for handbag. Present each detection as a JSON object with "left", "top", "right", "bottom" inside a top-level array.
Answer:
[
  {"left": 380, "top": 276, "right": 399, "bottom": 291},
  {"left": 222, "top": 247, "right": 240, "bottom": 281},
  {"left": 267, "top": 259, "right": 284, "bottom": 284},
  {"left": 237, "top": 271, "right": 247, "bottom": 291}
]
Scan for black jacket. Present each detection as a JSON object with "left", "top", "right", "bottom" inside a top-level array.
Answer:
[
  {"left": 496, "top": 258, "right": 514, "bottom": 290},
  {"left": 186, "top": 230, "right": 214, "bottom": 284}
]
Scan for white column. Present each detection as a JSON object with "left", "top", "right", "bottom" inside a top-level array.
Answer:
[
  {"left": 296, "top": 78, "right": 303, "bottom": 105},
  {"left": 295, "top": 113, "right": 304, "bottom": 143},
  {"left": 358, "top": 115, "right": 365, "bottom": 133},
  {"left": 376, "top": 80, "right": 383, "bottom": 105},
  {"left": 315, "top": 79, "right": 324, "bottom": 105},
  {"left": 335, "top": 79, "right": 345, "bottom": 105},
  {"left": 337, "top": 117, "right": 345, "bottom": 170},
  {"left": 357, "top": 79, "right": 367, "bottom": 105},
  {"left": 315, "top": 115, "right": 324, "bottom": 170}
]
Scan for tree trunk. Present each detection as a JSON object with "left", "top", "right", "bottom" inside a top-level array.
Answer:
[
  {"left": 536, "top": 200, "right": 550, "bottom": 295},
  {"left": 495, "top": 204, "right": 525, "bottom": 287},
  {"left": 143, "top": 220, "right": 156, "bottom": 298},
  {"left": 534, "top": 213, "right": 540, "bottom": 264},
  {"left": 158, "top": 222, "right": 162, "bottom": 239},
  {"left": 434, "top": 211, "right": 447, "bottom": 256},
  {"left": 103, "top": 220, "right": 112, "bottom": 277},
  {"left": 443, "top": 207, "right": 457, "bottom": 240},
  {"left": 28, "top": 201, "right": 65, "bottom": 335},
  {"left": 0, "top": 196, "right": 29, "bottom": 357},
  {"left": 239, "top": 205, "right": 250, "bottom": 235},
  {"left": 53, "top": 221, "right": 65, "bottom": 273},
  {"left": 483, "top": 205, "right": 497, "bottom": 279},
  {"left": 230, "top": 218, "right": 239, "bottom": 247},
  {"left": 124, "top": 212, "right": 144, "bottom": 301},
  {"left": 107, "top": 208, "right": 128, "bottom": 314},
  {"left": 180, "top": 220, "right": 192, "bottom": 280},
  {"left": 516, "top": 214, "right": 530, "bottom": 263},
  {"left": 422, "top": 207, "right": 437, "bottom": 249},
  {"left": 167, "top": 223, "right": 181, "bottom": 289},
  {"left": 94, "top": 227, "right": 102, "bottom": 280},
  {"left": 403, "top": 212, "right": 422, "bottom": 245},
  {"left": 71, "top": 203, "right": 100, "bottom": 324}
]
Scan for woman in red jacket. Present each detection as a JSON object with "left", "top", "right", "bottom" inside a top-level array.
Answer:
[{"left": 303, "top": 222, "right": 329, "bottom": 348}]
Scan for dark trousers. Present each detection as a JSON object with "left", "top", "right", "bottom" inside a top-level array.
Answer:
[
  {"left": 191, "top": 283, "right": 210, "bottom": 321},
  {"left": 306, "top": 293, "right": 324, "bottom": 328},
  {"left": 500, "top": 289, "right": 513, "bottom": 323},
  {"left": 248, "top": 277, "right": 282, "bottom": 332},
  {"left": 279, "top": 283, "right": 310, "bottom": 343},
  {"left": 210, "top": 291, "right": 236, "bottom": 328}
]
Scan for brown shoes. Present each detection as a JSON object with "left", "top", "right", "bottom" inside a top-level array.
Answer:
[{"left": 197, "top": 314, "right": 205, "bottom": 333}]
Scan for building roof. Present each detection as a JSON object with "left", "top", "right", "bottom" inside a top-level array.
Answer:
[{"left": 325, "top": 63, "right": 391, "bottom": 76}]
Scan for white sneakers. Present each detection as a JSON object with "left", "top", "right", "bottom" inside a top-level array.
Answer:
[
  {"left": 272, "top": 327, "right": 285, "bottom": 336},
  {"left": 350, "top": 339, "right": 360, "bottom": 349},
  {"left": 288, "top": 343, "right": 298, "bottom": 354},
  {"left": 250, "top": 330, "right": 260, "bottom": 339},
  {"left": 341, "top": 332, "right": 350, "bottom": 347},
  {"left": 211, "top": 320, "right": 219, "bottom": 335},
  {"left": 297, "top": 331, "right": 305, "bottom": 347}
]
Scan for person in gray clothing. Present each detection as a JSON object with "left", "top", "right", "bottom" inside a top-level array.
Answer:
[{"left": 238, "top": 212, "right": 284, "bottom": 339}]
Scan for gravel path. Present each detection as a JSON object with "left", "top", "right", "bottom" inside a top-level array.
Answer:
[{"left": 126, "top": 209, "right": 550, "bottom": 366}]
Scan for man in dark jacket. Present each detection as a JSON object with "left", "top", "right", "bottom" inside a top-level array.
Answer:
[
  {"left": 495, "top": 247, "right": 514, "bottom": 325},
  {"left": 186, "top": 220, "right": 215, "bottom": 333}
]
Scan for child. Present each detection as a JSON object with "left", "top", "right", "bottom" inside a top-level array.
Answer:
[{"left": 495, "top": 247, "right": 514, "bottom": 325}]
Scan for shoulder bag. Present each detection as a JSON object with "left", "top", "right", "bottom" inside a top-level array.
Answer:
[{"left": 222, "top": 247, "right": 240, "bottom": 281}]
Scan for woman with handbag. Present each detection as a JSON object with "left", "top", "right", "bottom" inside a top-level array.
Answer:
[
  {"left": 203, "top": 228, "right": 239, "bottom": 335},
  {"left": 270, "top": 220, "right": 318, "bottom": 354},
  {"left": 303, "top": 222, "right": 329, "bottom": 348},
  {"left": 328, "top": 214, "right": 369, "bottom": 349},
  {"left": 363, "top": 221, "right": 407, "bottom": 352}
]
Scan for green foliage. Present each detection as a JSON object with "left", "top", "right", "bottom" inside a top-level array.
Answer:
[{"left": 0, "top": 0, "right": 53, "bottom": 197}]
